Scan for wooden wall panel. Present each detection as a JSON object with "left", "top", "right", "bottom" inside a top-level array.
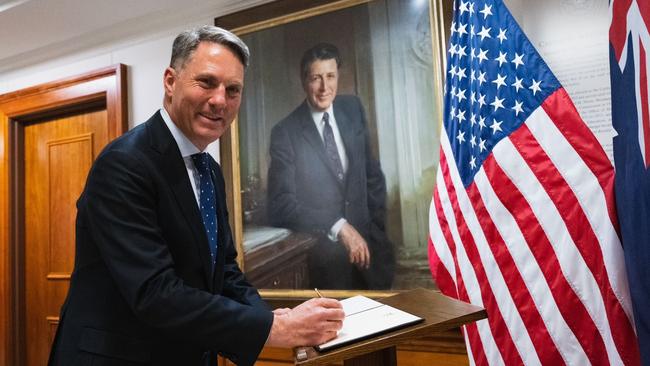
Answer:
[
  {"left": 0, "top": 64, "right": 127, "bottom": 366},
  {"left": 46, "top": 133, "right": 93, "bottom": 276}
]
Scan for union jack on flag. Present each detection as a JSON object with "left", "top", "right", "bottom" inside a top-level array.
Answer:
[
  {"left": 611, "top": 0, "right": 650, "bottom": 169},
  {"left": 429, "top": 0, "right": 640, "bottom": 364}
]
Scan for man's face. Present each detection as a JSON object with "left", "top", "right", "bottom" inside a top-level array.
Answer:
[
  {"left": 302, "top": 58, "right": 338, "bottom": 112},
  {"left": 163, "top": 42, "right": 244, "bottom": 150}
]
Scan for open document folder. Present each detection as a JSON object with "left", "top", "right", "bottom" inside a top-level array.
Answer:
[{"left": 316, "top": 295, "right": 423, "bottom": 352}]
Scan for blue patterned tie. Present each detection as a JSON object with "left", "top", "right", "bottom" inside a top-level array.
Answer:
[
  {"left": 322, "top": 112, "right": 344, "bottom": 182},
  {"left": 191, "top": 153, "right": 218, "bottom": 265}
]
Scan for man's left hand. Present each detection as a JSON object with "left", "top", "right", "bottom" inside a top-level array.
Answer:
[{"left": 338, "top": 223, "right": 370, "bottom": 269}]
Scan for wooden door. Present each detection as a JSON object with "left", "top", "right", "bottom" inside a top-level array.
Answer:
[
  {"left": 0, "top": 65, "right": 127, "bottom": 366},
  {"left": 23, "top": 108, "right": 110, "bottom": 366}
]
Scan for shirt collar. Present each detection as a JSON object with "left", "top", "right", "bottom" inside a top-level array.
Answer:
[
  {"left": 308, "top": 103, "right": 335, "bottom": 126},
  {"left": 160, "top": 107, "right": 201, "bottom": 158}
]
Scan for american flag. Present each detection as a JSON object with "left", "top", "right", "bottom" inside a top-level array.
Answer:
[
  {"left": 429, "top": 0, "right": 640, "bottom": 364},
  {"left": 610, "top": 0, "right": 650, "bottom": 364}
]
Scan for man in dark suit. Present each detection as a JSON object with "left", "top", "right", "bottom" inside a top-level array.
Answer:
[
  {"left": 267, "top": 43, "right": 395, "bottom": 290},
  {"left": 48, "top": 26, "right": 344, "bottom": 366}
]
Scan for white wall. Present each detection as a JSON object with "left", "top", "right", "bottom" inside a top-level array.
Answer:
[
  {"left": 504, "top": 0, "right": 613, "bottom": 161},
  {"left": 0, "top": 0, "right": 270, "bottom": 158}
]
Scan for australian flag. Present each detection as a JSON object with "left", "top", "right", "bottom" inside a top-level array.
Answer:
[{"left": 610, "top": 1, "right": 650, "bottom": 364}]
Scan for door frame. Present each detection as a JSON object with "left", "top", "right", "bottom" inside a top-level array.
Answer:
[{"left": 0, "top": 64, "right": 127, "bottom": 366}]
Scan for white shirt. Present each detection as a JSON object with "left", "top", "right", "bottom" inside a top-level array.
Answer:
[
  {"left": 309, "top": 105, "right": 348, "bottom": 173},
  {"left": 160, "top": 108, "right": 203, "bottom": 207},
  {"left": 308, "top": 104, "right": 348, "bottom": 241}
]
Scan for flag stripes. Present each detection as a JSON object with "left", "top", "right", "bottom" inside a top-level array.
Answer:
[
  {"left": 472, "top": 168, "right": 573, "bottom": 365},
  {"left": 430, "top": 88, "right": 638, "bottom": 363},
  {"left": 539, "top": 89, "right": 619, "bottom": 227},
  {"left": 438, "top": 150, "right": 527, "bottom": 365},
  {"left": 466, "top": 175, "right": 563, "bottom": 365},
  {"left": 430, "top": 1, "right": 640, "bottom": 363},
  {"left": 434, "top": 164, "right": 506, "bottom": 365},
  {"left": 504, "top": 125, "right": 624, "bottom": 366}
]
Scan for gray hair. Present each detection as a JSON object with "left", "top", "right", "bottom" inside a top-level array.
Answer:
[{"left": 170, "top": 25, "right": 250, "bottom": 70}]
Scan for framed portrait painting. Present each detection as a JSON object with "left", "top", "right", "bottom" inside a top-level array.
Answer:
[{"left": 216, "top": 0, "right": 449, "bottom": 298}]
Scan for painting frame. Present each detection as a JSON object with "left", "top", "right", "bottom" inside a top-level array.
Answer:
[{"left": 215, "top": 0, "right": 450, "bottom": 300}]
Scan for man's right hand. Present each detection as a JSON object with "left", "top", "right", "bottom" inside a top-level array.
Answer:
[
  {"left": 266, "top": 298, "right": 344, "bottom": 348},
  {"left": 338, "top": 222, "right": 371, "bottom": 269}
]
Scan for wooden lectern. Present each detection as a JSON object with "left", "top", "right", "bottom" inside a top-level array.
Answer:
[{"left": 293, "top": 288, "right": 487, "bottom": 366}]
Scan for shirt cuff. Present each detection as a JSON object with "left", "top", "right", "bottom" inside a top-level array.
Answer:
[{"left": 328, "top": 218, "right": 347, "bottom": 242}]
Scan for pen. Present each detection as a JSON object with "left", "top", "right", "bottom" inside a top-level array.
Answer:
[{"left": 314, "top": 288, "right": 324, "bottom": 298}]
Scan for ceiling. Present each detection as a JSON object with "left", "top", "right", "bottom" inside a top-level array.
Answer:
[{"left": 0, "top": 0, "right": 266, "bottom": 72}]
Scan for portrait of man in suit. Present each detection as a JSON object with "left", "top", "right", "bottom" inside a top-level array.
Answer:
[
  {"left": 48, "top": 26, "right": 344, "bottom": 366},
  {"left": 267, "top": 43, "right": 395, "bottom": 290}
]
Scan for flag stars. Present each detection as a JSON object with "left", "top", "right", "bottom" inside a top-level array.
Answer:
[
  {"left": 512, "top": 53, "right": 524, "bottom": 69},
  {"left": 495, "top": 51, "right": 508, "bottom": 67},
  {"left": 492, "top": 73, "right": 507, "bottom": 89},
  {"left": 449, "top": 65, "right": 457, "bottom": 78},
  {"left": 456, "top": 88, "right": 467, "bottom": 102},
  {"left": 469, "top": 2, "right": 475, "bottom": 15},
  {"left": 478, "top": 26, "right": 492, "bottom": 41},
  {"left": 457, "top": 22, "right": 468, "bottom": 37},
  {"left": 490, "top": 119, "right": 503, "bottom": 134},
  {"left": 479, "top": 137, "right": 487, "bottom": 152},
  {"left": 457, "top": 45, "right": 467, "bottom": 60},
  {"left": 480, "top": 4, "right": 493, "bottom": 19},
  {"left": 477, "top": 93, "right": 487, "bottom": 107},
  {"left": 457, "top": 67, "right": 467, "bottom": 80},
  {"left": 470, "top": 135, "right": 477, "bottom": 147},
  {"left": 512, "top": 77, "right": 524, "bottom": 92},
  {"left": 448, "top": 43, "right": 457, "bottom": 56},
  {"left": 476, "top": 48, "right": 489, "bottom": 63},
  {"left": 478, "top": 115, "right": 487, "bottom": 130},
  {"left": 470, "top": 156, "right": 477, "bottom": 169},
  {"left": 456, "top": 109, "right": 466, "bottom": 123},
  {"left": 477, "top": 71, "right": 487, "bottom": 86},
  {"left": 457, "top": 130, "right": 466, "bottom": 143},
  {"left": 497, "top": 28, "right": 507, "bottom": 43},
  {"left": 530, "top": 79, "right": 542, "bottom": 95},
  {"left": 470, "top": 113, "right": 477, "bottom": 126},
  {"left": 459, "top": 1, "right": 469, "bottom": 14},
  {"left": 490, "top": 95, "right": 505, "bottom": 111},
  {"left": 512, "top": 100, "right": 524, "bottom": 116}
]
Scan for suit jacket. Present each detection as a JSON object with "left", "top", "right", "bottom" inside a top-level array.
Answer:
[
  {"left": 49, "top": 111, "right": 272, "bottom": 366},
  {"left": 267, "top": 95, "right": 394, "bottom": 289}
]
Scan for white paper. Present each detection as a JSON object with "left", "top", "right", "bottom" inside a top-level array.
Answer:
[
  {"left": 317, "top": 295, "right": 423, "bottom": 351},
  {"left": 340, "top": 295, "right": 384, "bottom": 316}
]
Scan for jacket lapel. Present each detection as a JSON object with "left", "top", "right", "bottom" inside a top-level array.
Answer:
[
  {"left": 147, "top": 113, "right": 214, "bottom": 289},
  {"left": 333, "top": 99, "right": 358, "bottom": 171}
]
